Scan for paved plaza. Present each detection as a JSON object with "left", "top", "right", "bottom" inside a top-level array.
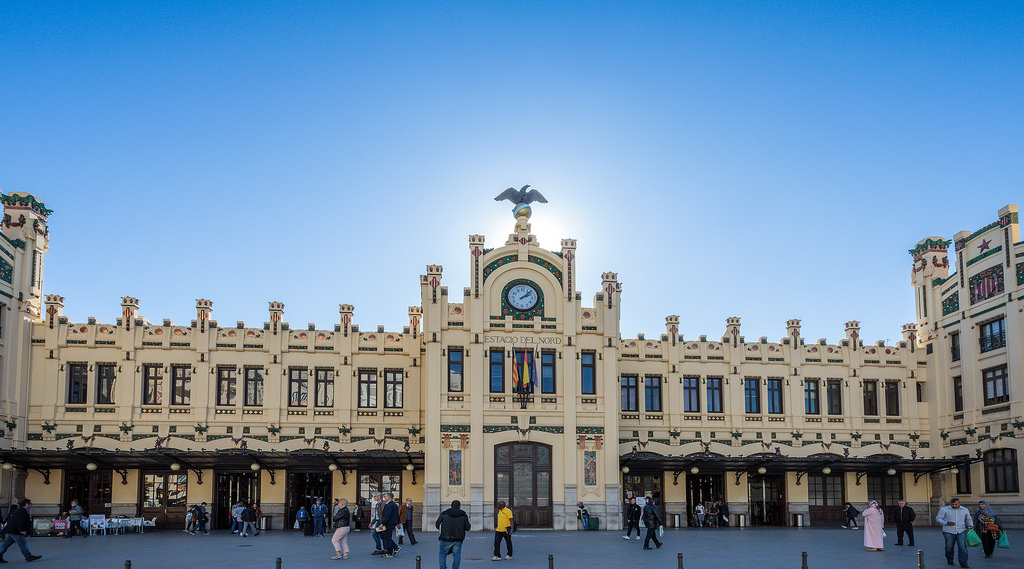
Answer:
[{"left": 9, "top": 527, "right": 1022, "bottom": 569}]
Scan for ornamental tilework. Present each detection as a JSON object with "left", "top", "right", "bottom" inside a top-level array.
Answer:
[
  {"left": 1017, "top": 262, "right": 1024, "bottom": 286},
  {"left": 942, "top": 292, "right": 959, "bottom": 316},
  {"left": 0, "top": 258, "right": 10, "bottom": 284},
  {"left": 527, "top": 255, "right": 563, "bottom": 284},
  {"left": 482, "top": 254, "right": 518, "bottom": 282},
  {"left": 969, "top": 265, "right": 1004, "bottom": 305}
]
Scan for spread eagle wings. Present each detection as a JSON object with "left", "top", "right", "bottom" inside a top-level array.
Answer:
[{"left": 493, "top": 185, "right": 548, "bottom": 204}]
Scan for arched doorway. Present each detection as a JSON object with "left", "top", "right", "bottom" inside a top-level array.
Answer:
[{"left": 494, "top": 442, "right": 552, "bottom": 528}]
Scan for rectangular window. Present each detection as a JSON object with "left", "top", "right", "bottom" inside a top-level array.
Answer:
[
  {"left": 143, "top": 364, "right": 163, "bottom": 405},
  {"left": 315, "top": 368, "right": 335, "bottom": 407},
  {"left": 540, "top": 351, "right": 555, "bottom": 394},
  {"left": 950, "top": 332, "right": 960, "bottom": 362},
  {"left": 744, "top": 378, "right": 761, "bottom": 414},
  {"left": 384, "top": 369, "right": 403, "bottom": 408},
  {"left": 644, "top": 375, "right": 662, "bottom": 412},
  {"left": 804, "top": 379, "right": 820, "bottom": 415},
  {"left": 706, "top": 377, "right": 723, "bottom": 413},
  {"left": 978, "top": 318, "right": 1006, "bottom": 353},
  {"left": 954, "top": 455, "right": 971, "bottom": 494},
  {"left": 953, "top": 376, "right": 964, "bottom": 412},
  {"left": 490, "top": 349, "right": 505, "bottom": 393},
  {"left": 244, "top": 367, "right": 264, "bottom": 407},
  {"left": 984, "top": 449, "right": 1019, "bottom": 493},
  {"left": 884, "top": 380, "right": 900, "bottom": 416},
  {"left": 96, "top": 364, "right": 116, "bottom": 405},
  {"left": 983, "top": 365, "right": 1009, "bottom": 405},
  {"left": 217, "top": 367, "right": 236, "bottom": 406},
  {"left": 447, "top": 349, "right": 463, "bottom": 392},
  {"left": 170, "top": 365, "right": 190, "bottom": 406},
  {"left": 863, "top": 380, "right": 878, "bottom": 416},
  {"left": 826, "top": 380, "right": 842, "bottom": 415},
  {"left": 620, "top": 375, "right": 638, "bottom": 412},
  {"left": 289, "top": 368, "right": 309, "bottom": 407},
  {"left": 67, "top": 363, "right": 88, "bottom": 404},
  {"left": 916, "top": 381, "right": 924, "bottom": 403},
  {"left": 766, "top": 378, "right": 783, "bottom": 414},
  {"left": 358, "top": 369, "right": 376, "bottom": 408},
  {"left": 580, "top": 352, "right": 596, "bottom": 395},
  {"left": 683, "top": 377, "right": 700, "bottom": 413}
]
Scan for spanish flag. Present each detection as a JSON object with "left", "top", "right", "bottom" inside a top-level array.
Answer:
[{"left": 521, "top": 348, "right": 531, "bottom": 392}]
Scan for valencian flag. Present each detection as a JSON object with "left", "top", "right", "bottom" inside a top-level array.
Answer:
[{"left": 511, "top": 349, "right": 522, "bottom": 391}]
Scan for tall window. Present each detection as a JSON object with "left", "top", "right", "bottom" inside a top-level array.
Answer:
[
  {"left": 216, "top": 367, "right": 236, "bottom": 406},
  {"left": 170, "top": 365, "right": 190, "bottom": 406},
  {"left": 683, "top": 376, "right": 700, "bottom": 413},
  {"left": 978, "top": 318, "right": 1006, "bottom": 353},
  {"left": 67, "top": 363, "right": 88, "bottom": 404},
  {"left": 143, "top": 364, "right": 163, "bottom": 405},
  {"left": 804, "top": 379, "right": 820, "bottom": 415},
  {"left": 952, "top": 376, "right": 964, "bottom": 412},
  {"left": 644, "top": 375, "right": 662, "bottom": 412},
  {"left": 863, "top": 380, "right": 878, "bottom": 415},
  {"left": 766, "top": 378, "right": 783, "bottom": 414},
  {"left": 358, "top": 369, "right": 376, "bottom": 408},
  {"left": 580, "top": 352, "right": 596, "bottom": 395},
  {"left": 384, "top": 369, "right": 403, "bottom": 408},
  {"left": 489, "top": 349, "right": 505, "bottom": 392},
  {"left": 245, "top": 367, "right": 264, "bottom": 407},
  {"left": 984, "top": 449, "right": 1019, "bottom": 493},
  {"left": 447, "top": 349, "right": 463, "bottom": 392},
  {"left": 884, "top": 381, "right": 900, "bottom": 416},
  {"left": 289, "top": 368, "right": 309, "bottom": 407},
  {"left": 954, "top": 455, "right": 971, "bottom": 494},
  {"left": 620, "top": 375, "right": 638, "bottom": 412},
  {"left": 950, "top": 332, "right": 960, "bottom": 362},
  {"left": 706, "top": 377, "right": 723, "bottom": 413},
  {"left": 540, "top": 351, "right": 556, "bottom": 394},
  {"left": 96, "top": 364, "right": 116, "bottom": 405},
  {"left": 983, "top": 365, "right": 1009, "bottom": 405},
  {"left": 744, "top": 378, "right": 761, "bottom": 414},
  {"left": 826, "top": 379, "right": 843, "bottom": 415},
  {"left": 315, "top": 368, "right": 335, "bottom": 407}
]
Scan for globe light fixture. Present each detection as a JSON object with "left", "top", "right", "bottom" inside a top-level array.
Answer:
[
  {"left": 0, "top": 463, "right": 12, "bottom": 471},
  {"left": 886, "top": 468, "right": 896, "bottom": 476},
  {"left": 328, "top": 464, "right": 338, "bottom": 471},
  {"left": 250, "top": 463, "right": 260, "bottom": 471},
  {"left": 950, "top": 467, "right": 960, "bottom": 475},
  {"left": 406, "top": 464, "right": 414, "bottom": 471},
  {"left": 821, "top": 467, "right": 832, "bottom": 475},
  {"left": 690, "top": 466, "right": 699, "bottom": 475},
  {"left": 621, "top": 466, "right": 629, "bottom": 474},
  {"left": 170, "top": 463, "right": 181, "bottom": 471},
  {"left": 86, "top": 462, "right": 98, "bottom": 471},
  {"left": 757, "top": 466, "right": 767, "bottom": 475}
]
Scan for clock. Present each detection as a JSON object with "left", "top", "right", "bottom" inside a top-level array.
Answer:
[{"left": 506, "top": 283, "right": 539, "bottom": 311}]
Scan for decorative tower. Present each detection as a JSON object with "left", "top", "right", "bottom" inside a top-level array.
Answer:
[
  {"left": 785, "top": 319, "right": 802, "bottom": 345},
  {"left": 909, "top": 237, "right": 951, "bottom": 331},
  {"left": 665, "top": 315, "right": 680, "bottom": 347},
  {"left": 268, "top": 302, "right": 284, "bottom": 335},
  {"left": 44, "top": 294, "right": 64, "bottom": 330},
  {"left": 195, "top": 299, "right": 213, "bottom": 333},
  {"left": 120, "top": 297, "right": 139, "bottom": 332},
  {"left": 725, "top": 317, "right": 741, "bottom": 347},
  {"left": 0, "top": 192, "right": 52, "bottom": 317},
  {"left": 844, "top": 321, "right": 861, "bottom": 351}
]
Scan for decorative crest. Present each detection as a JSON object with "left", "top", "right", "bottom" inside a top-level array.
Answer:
[{"left": 494, "top": 185, "right": 548, "bottom": 218}]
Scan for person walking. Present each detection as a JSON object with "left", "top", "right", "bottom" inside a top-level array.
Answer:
[
  {"left": 577, "top": 502, "right": 590, "bottom": 530},
  {"left": 379, "top": 492, "right": 401, "bottom": 558},
  {"left": 330, "top": 498, "right": 351, "bottom": 560},
  {"left": 352, "top": 504, "right": 363, "bottom": 531},
  {"left": 641, "top": 496, "right": 663, "bottom": 550},
  {"left": 492, "top": 500, "right": 514, "bottom": 561},
  {"left": 252, "top": 503, "right": 263, "bottom": 536},
  {"left": 936, "top": 497, "right": 974, "bottom": 568},
  {"left": 0, "top": 498, "right": 42, "bottom": 562},
  {"left": 893, "top": 499, "right": 916, "bottom": 546},
  {"left": 312, "top": 498, "right": 328, "bottom": 537},
  {"left": 64, "top": 499, "right": 87, "bottom": 538},
  {"left": 972, "top": 501, "right": 1003, "bottom": 559},
  {"left": 437, "top": 500, "right": 471, "bottom": 569},
  {"left": 369, "top": 493, "right": 384, "bottom": 554},
  {"left": 622, "top": 496, "right": 641, "bottom": 540},
  {"left": 296, "top": 505, "right": 310, "bottom": 535},
  {"left": 398, "top": 498, "right": 418, "bottom": 545},
  {"left": 231, "top": 501, "right": 244, "bottom": 534},
  {"left": 719, "top": 502, "right": 730, "bottom": 527},
  {"left": 861, "top": 500, "right": 884, "bottom": 551},
  {"left": 695, "top": 503, "right": 705, "bottom": 528},
  {"left": 842, "top": 502, "right": 859, "bottom": 529},
  {"left": 240, "top": 501, "right": 258, "bottom": 537}
]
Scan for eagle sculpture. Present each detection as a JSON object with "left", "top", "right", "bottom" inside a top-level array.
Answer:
[{"left": 494, "top": 185, "right": 548, "bottom": 206}]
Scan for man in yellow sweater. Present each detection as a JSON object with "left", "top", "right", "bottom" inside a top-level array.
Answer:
[{"left": 492, "top": 501, "right": 514, "bottom": 561}]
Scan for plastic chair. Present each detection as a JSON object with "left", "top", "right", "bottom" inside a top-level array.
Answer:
[
  {"left": 142, "top": 516, "right": 157, "bottom": 531},
  {"left": 105, "top": 518, "right": 121, "bottom": 535},
  {"left": 130, "top": 517, "right": 144, "bottom": 533}
]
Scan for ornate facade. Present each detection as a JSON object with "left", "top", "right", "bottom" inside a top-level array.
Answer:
[{"left": 0, "top": 192, "right": 1018, "bottom": 531}]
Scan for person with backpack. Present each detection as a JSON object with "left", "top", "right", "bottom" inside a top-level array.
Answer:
[
  {"left": 189, "top": 502, "right": 209, "bottom": 535},
  {"left": 641, "top": 496, "right": 663, "bottom": 550},
  {"left": 437, "top": 499, "right": 471, "bottom": 569}
]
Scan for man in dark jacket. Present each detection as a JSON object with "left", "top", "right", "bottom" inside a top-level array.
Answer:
[
  {"left": 641, "top": 497, "right": 663, "bottom": 550},
  {"left": 842, "top": 502, "right": 859, "bottom": 529},
  {"left": 622, "top": 497, "right": 641, "bottom": 540},
  {"left": 379, "top": 492, "right": 401, "bottom": 557},
  {"left": 436, "top": 500, "right": 471, "bottom": 569},
  {"left": 893, "top": 499, "right": 916, "bottom": 546},
  {"left": 0, "top": 498, "right": 42, "bottom": 562}
]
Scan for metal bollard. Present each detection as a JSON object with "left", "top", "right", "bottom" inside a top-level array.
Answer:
[
  {"left": 275, "top": 557, "right": 282, "bottom": 569},
  {"left": 125, "top": 561, "right": 131, "bottom": 569},
  {"left": 548, "top": 553, "right": 554, "bottom": 569},
  {"left": 678, "top": 552, "right": 684, "bottom": 569},
  {"left": 416, "top": 555, "right": 421, "bottom": 569},
  {"left": 801, "top": 551, "right": 808, "bottom": 569},
  {"left": 918, "top": 549, "right": 925, "bottom": 569}
]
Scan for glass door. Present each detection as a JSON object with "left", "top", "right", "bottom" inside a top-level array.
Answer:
[
  {"left": 63, "top": 470, "right": 112, "bottom": 518},
  {"left": 356, "top": 472, "right": 402, "bottom": 527},
  {"left": 494, "top": 443, "right": 552, "bottom": 528},
  {"left": 808, "top": 473, "right": 845, "bottom": 525},
  {"left": 748, "top": 474, "right": 786, "bottom": 526},
  {"left": 286, "top": 471, "right": 332, "bottom": 526},
  {"left": 141, "top": 471, "right": 188, "bottom": 528},
  {"left": 215, "top": 471, "right": 260, "bottom": 530}
]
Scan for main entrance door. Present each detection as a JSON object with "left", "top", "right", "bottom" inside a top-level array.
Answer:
[
  {"left": 356, "top": 472, "right": 402, "bottom": 528},
  {"left": 286, "top": 472, "right": 333, "bottom": 528},
  {"left": 686, "top": 474, "right": 724, "bottom": 526},
  {"left": 808, "top": 473, "right": 845, "bottom": 525},
  {"left": 748, "top": 474, "right": 786, "bottom": 526},
  {"left": 867, "top": 473, "right": 903, "bottom": 522},
  {"left": 215, "top": 471, "right": 260, "bottom": 530},
  {"left": 494, "top": 443, "right": 552, "bottom": 528},
  {"left": 140, "top": 471, "right": 188, "bottom": 529},
  {"left": 63, "top": 470, "right": 112, "bottom": 518}
]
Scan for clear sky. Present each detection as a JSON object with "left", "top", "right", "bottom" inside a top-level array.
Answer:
[{"left": 2, "top": 1, "right": 1022, "bottom": 344}]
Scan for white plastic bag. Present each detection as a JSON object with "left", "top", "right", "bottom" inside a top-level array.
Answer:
[
  {"left": 659, "top": 526, "right": 664, "bottom": 537},
  {"left": 397, "top": 526, "right": 405, "bottom": 537}
]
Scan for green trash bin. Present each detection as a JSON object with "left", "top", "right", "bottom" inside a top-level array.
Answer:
[{"left": 588, "top": 516, "right": 599, "bottom": 531}]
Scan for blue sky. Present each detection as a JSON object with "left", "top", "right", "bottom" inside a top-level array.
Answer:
[{"left": 2, "top": 1, "right": 1022, "bottom": 344}]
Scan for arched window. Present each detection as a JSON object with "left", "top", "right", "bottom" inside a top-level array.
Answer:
[{"left": 984, "top": 449, "right": 1019, "bottom": 493}]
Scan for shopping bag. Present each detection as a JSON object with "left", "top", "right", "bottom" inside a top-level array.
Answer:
[
  {"left": 659, "top": 526, "right": 664, "bottom": 537},
  {"left": 293, "top": 519, "right": 300, "bottom": 529},
  {"left": 397, "top": 526, "right": 405, "bottom": 537},
  {"left": 965, "top": 529, "right": 981, "bottom": 547},
  {"left": 997, "top": 531, "right": 1010, "bottom": 549}
]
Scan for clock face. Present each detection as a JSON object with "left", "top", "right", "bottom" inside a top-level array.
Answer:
[{"left": 506, "top": 283, "right": 539, "bottom": 311}]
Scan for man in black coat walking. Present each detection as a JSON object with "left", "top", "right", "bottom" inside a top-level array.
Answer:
[
  {"left": 0, "top": 498, "right": 42, "bottom": 562},
  {"left": 893, "top": 499, "right": 916, "bottom": 546},
  {"left": 436, "top": 500, "right": 471, "bottom": 569},
  {"left": 641, "top": 497, "right": 663, "bottom": 550}
]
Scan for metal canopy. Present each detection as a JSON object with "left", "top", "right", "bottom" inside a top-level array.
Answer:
[{"left": 620, "top": 452, "right": 977, "bottom": 477}]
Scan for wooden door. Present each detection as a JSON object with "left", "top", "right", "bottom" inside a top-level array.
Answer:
[
  {"left": 808, "top": 473, "right": 845, "bottom": 525},
  {"left": 494, "top": 443, "right": 552, "bottom": 528},
  {"left": 140, "top": 471, "right": 188, "bottom": 529}
]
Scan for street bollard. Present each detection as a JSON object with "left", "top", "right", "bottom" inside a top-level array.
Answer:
[
  {"left": 677, "top": 552, "right": 684, "bottom": 569},
  {"left": 124, "top": 561, "right": 131, "bottom": 569},
  {"left": 416, "top": 555, "right": 421, "bottom": 569},
  {"left": 275, "top": 557, "right": 282, "bottom": 569},
  {"left": 548, "top": 553, "right": 554, "bottom": 569},
  {"left": 801, "top": 551, "right": 808, "bottom": 569},
  {"left": 918, "top": 549, "right": 925, "bottom": 569}
]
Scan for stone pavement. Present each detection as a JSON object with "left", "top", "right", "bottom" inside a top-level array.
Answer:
[{"left": 12, "top": 527, "right": 1022, "bottom": 569}]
